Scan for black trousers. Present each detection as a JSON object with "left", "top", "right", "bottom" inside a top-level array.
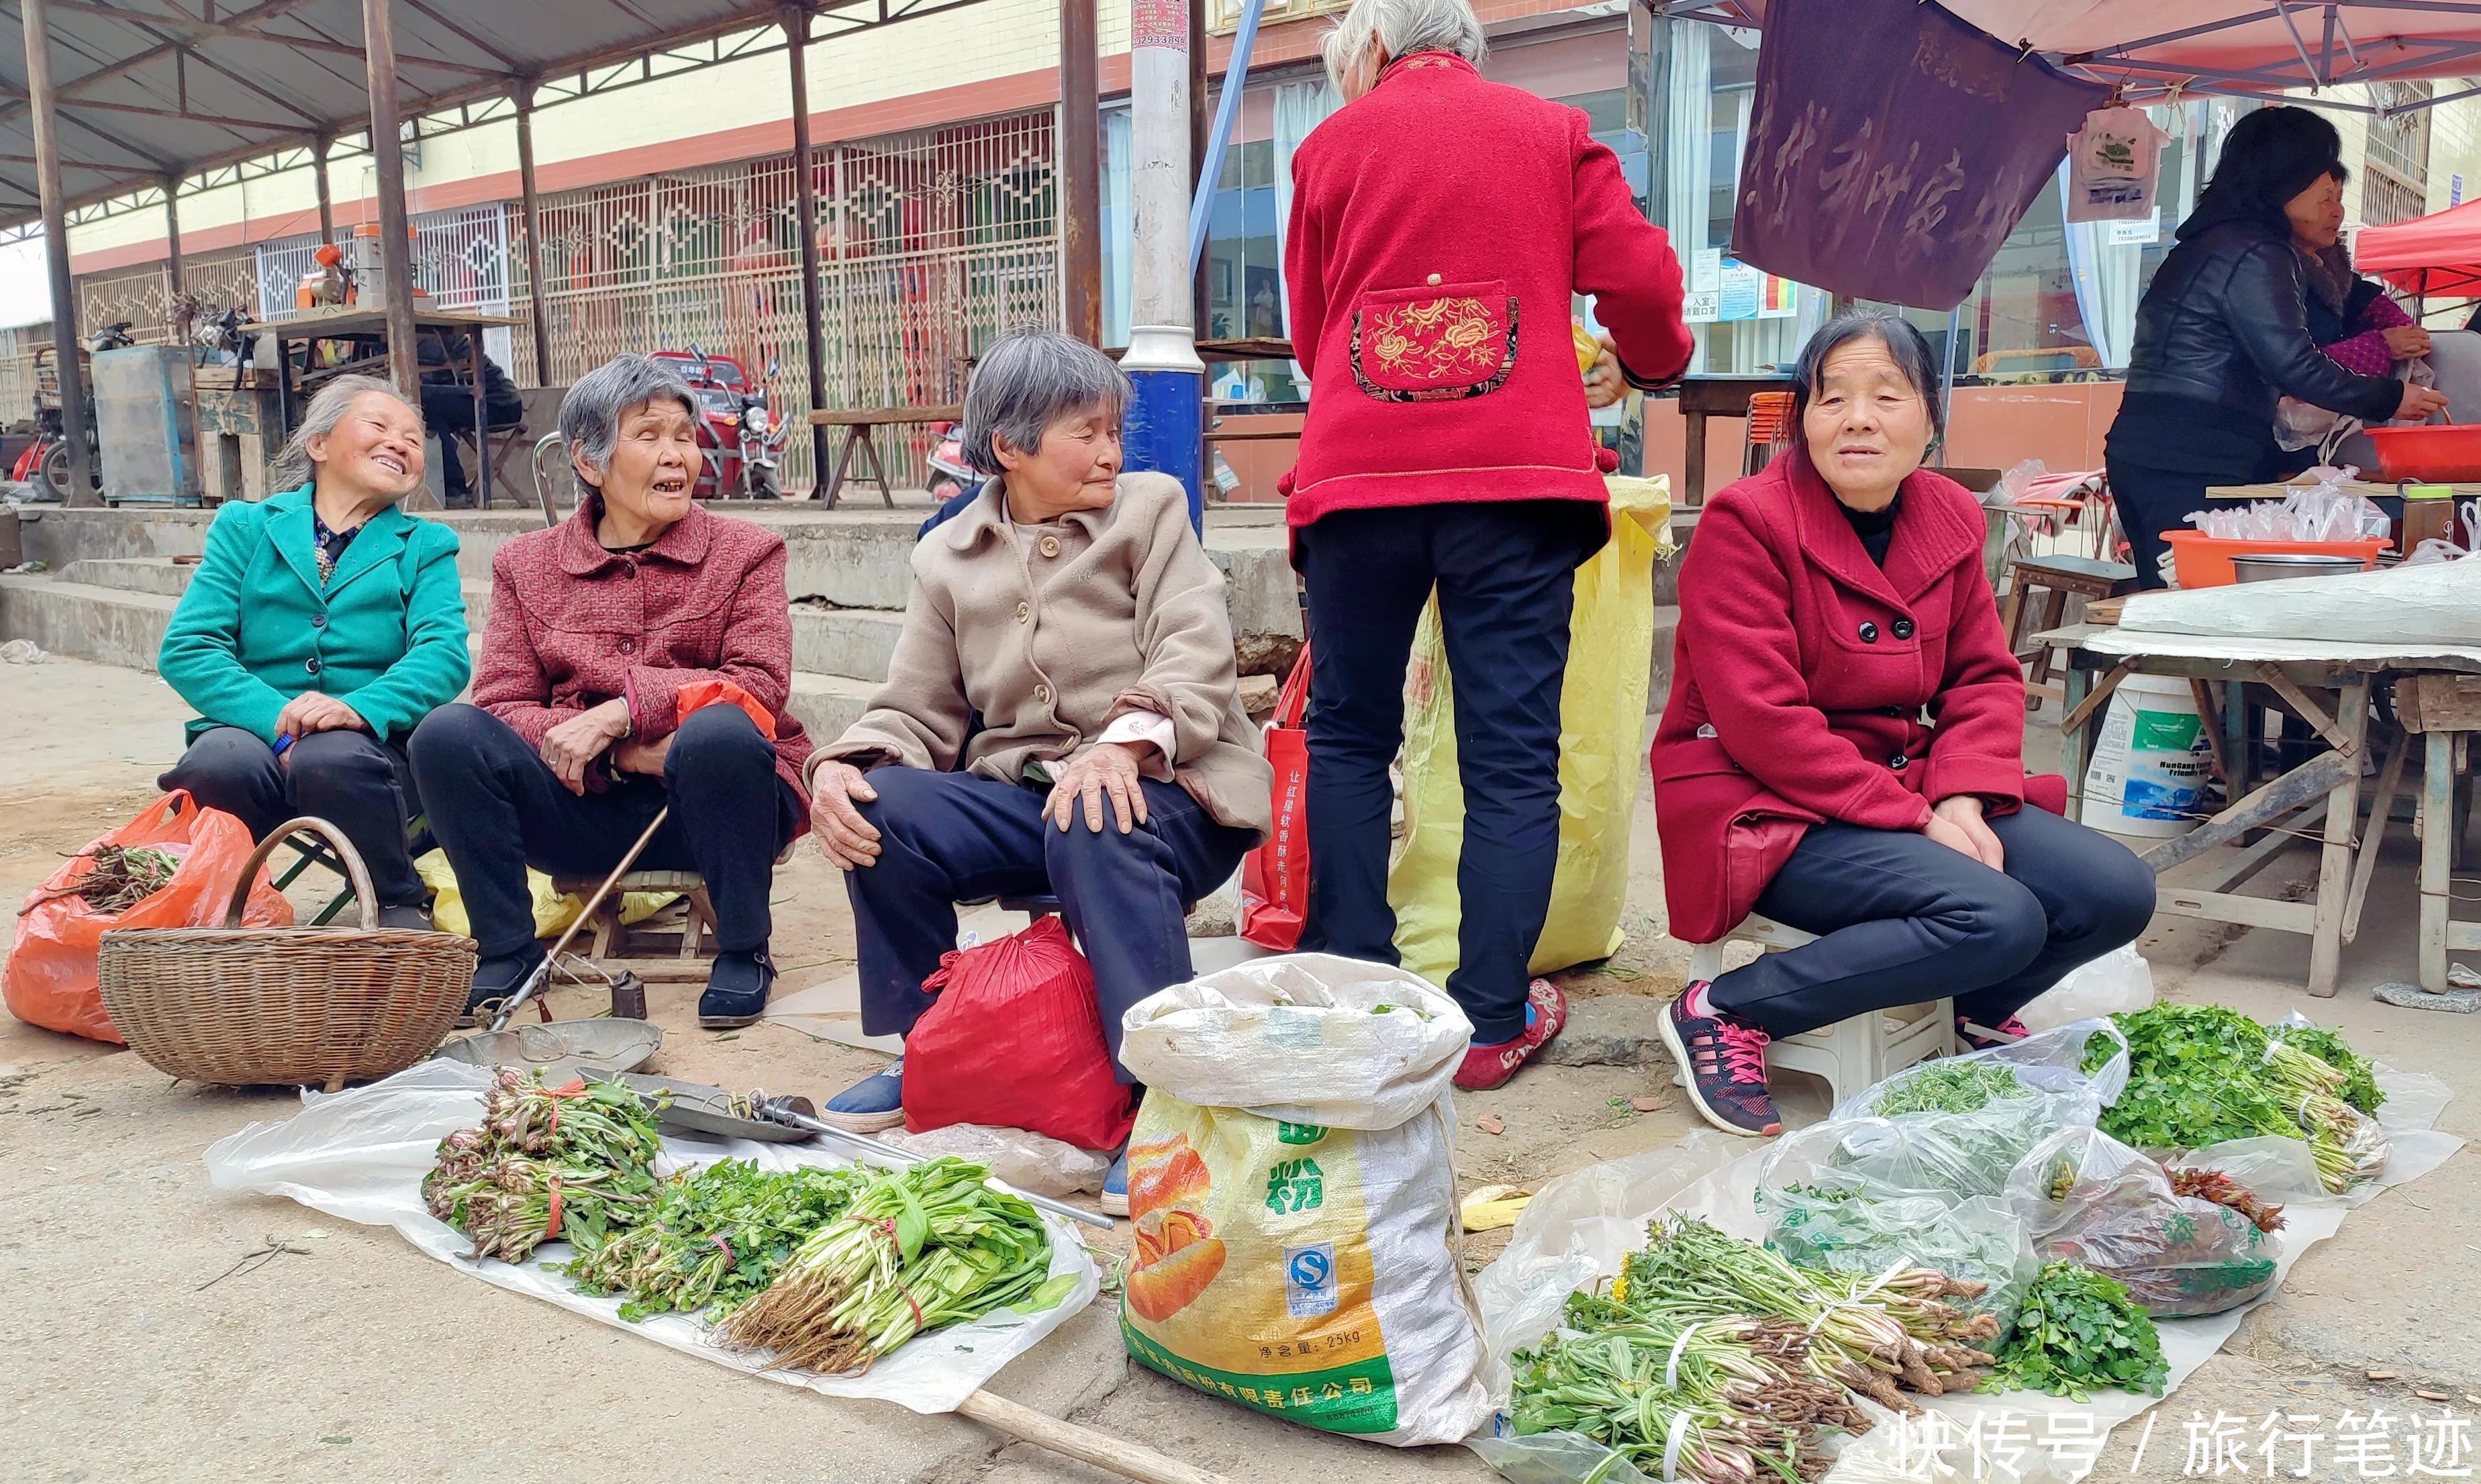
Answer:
[
  {"left": 842, "top": 768, "right": 1255, "bottom": 1082},
  {"left": 1294, "top": 500, "right": 1602, "bottom": 1045},
  {"left": 160, "top": 726, "right": 425, "bottom": 908},
  {"left": 1708, "top": 805, "right": 2157, "bottom": 1040},
  {"left": 419, "top": 385, "right": 522, "bottom": 499},
  {"left": 407, "top": 702, "right": 801, "bottom": 961}
]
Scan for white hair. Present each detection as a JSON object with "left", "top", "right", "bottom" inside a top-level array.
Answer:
[
  {"left": 269, "top": 375, "right": 420, "bottom": 491},
  {"left": 1322, "top": 0, "right": 1487, "bottom": 99}
]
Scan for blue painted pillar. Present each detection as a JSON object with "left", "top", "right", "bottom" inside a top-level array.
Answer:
[{"left": 1124, "top": 0, "right": 1204, "bottom": 528}]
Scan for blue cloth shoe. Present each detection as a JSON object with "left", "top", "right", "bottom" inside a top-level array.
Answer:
[
  {"left": 819, "top": 1056, "right": 905, "bottom": 1134},
  {"left": 1102, "top": 1147, "right": 1129, "bottom": 1218}
]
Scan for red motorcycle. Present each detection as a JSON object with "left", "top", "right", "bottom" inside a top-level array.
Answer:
[{"left": 651, "top": 346, "right": 787, "bottom": 500}]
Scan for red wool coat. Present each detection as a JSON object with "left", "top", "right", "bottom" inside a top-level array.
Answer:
[
  {"left": 473, "top": 501, "right": 814, "bottom": 818},
  {"left": 1281, "top": 52, "right": 1695, "bottom": 529},
  {"left": 1650, "top": 454, "right": 2063, "bottom": 944}
]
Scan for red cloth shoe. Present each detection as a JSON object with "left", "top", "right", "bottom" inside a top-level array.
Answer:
[{"left": 1454, "top": 979, "right": 1569, "bottom": 1092}]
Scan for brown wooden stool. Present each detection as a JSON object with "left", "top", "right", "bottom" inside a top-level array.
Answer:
[{"left": 2001, "top": 552, "right": 2139, "bottom": 707}]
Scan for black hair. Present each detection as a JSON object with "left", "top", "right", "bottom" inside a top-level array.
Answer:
[
  {"left": 2182, "top": 105, "right": 2345, "bottom": 238},
  {"left": 1791, "top": 308, "right": 1945, "bottom": 444}
]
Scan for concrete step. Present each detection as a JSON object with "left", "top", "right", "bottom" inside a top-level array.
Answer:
[
  {"left": 785, "top": 671, "right": 877, "bottom": 743},
  {"left": 56, "top": 556, "right": 195, "bottom": 597},
  {"left": 0, "top": 577, "right": 176, "bottom": 673},
  {"left": 791, "top": 604, "right": 905, "bottom": 684}
]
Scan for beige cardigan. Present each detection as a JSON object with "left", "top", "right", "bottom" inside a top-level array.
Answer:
[{"left": 812, "top": 472, "right": 1273, "bottom": 840}]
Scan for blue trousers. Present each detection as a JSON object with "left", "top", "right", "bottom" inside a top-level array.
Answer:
[
  {"left": 1294, "top": 500, "right": 1602, "bottom": 1044},
  {"left": 842, "top": 767, "right": 1255, "bottom": 1081}
]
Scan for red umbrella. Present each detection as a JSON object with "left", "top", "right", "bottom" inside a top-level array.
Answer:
[{"left": 2353, "top": 199, "right": 2481, "bottom": 300}]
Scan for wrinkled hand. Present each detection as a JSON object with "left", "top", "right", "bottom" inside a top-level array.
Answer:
[
  {"left": 808, "top": 758, "right": 883, "bottom": 871},
  {"left": 1584, "top": 331, "right": 1627, "bottom": 410},
  {"left": 2382, "top": 324, "right": 2434, "bottom": 359},
  {"left": 2395, "top": 384, "right": 2451, "bottom": 422},
  {"left": 275, "top": 692, "right": 367, "bottom": 740},
  {"left": 611, "top": 731, "right": 675, "bottom": 777},
  {"left": 1927, "top": 795, "right": 2005, "bottom": 871},
  {"left": 540, "top": 698, "right": 632, "bottom": 796},
  {"left": 1046, "top": 742, "right": 1150, "bottom": 834}
]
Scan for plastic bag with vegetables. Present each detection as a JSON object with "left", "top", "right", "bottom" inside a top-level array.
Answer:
[
  {"left": 1817, "top": 1019, "right": 2131, "bottom": 1198},
  {"left": 2004, "top": 1127, "right": 2279, "bottom": 1318}
]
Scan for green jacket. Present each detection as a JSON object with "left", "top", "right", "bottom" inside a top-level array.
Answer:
[{"left": 158, "top": 484, "right": 471, "bottom": 746}]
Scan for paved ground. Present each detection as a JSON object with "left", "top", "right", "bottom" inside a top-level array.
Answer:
[{"left": 0, "top": 656, "right": 2472, "bottom": 1484}]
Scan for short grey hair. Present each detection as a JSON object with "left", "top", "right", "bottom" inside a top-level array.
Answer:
[
  {"left": 269, "top": 375, "right": 420, "bottom": 491},
  {"left": 1323, "top": 0, "right": 1486, "bottom": 99},
  {"left": 560, "top": 353, "right": 699, "bottom": 488},
  {"left": 960, "top": 326, "right": 1130, "bottom": 476}
]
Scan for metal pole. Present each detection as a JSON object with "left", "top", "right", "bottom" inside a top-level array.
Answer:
[
  {"left": 1124, "top": 0, "right": 1204, "bottom": 527},
  {"left": 1059, "top": 0, "right": 1101, "bottom": 345},
  {"left": 1939, "top": 304, "right": 1961, "bottom": 465},
  {"left": 360, "top": 0, "right": 421, "bottom": 401},
  {"left": 313, "top": 134, "right": 336, "bottom": 246},
  {"left": 783, "top": 5, "right": 830, "bottom": 499},
  {"left": 514, "top": 87, "right": 552, "bottom": 389},
  {"left": 1186, "top": 0, "right": 1262, "bottom": 275},
  {"left": 22, "top": 0, "right": 95, "bottom": 506},
  {"left": 1187, "top": 0, "right": 1208, "bottom": 341},
  {"left": 162, "top": 176, "right": 185, "bottom": 300}
]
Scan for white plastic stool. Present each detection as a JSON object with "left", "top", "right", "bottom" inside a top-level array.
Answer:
[{"left": 1681, "top": 914, "right": 1955, "bottom": 1107}]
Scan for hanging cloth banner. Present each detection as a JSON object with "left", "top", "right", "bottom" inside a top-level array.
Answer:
[
  {"left": 1730, "top": 0, "right": 2108, "bottom": 310},
  {"left": 2065, "top": 105, "right": 2172, "bottom": 223}
]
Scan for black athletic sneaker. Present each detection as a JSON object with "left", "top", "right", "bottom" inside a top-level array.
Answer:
[{"left": 1659, "top": 983, "right": 1782, "bottom": 1137}]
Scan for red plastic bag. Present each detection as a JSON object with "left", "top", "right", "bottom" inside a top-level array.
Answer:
[
  {"left": 899, "top": 915, "right": 1135, "bottom": 1151},
  {"left": 5, "top": 792, "right": 293, "bottom": 1043},
  {"left": 1239, "top": 645, "right": 1312, "bottom": 952},
  {"left": 675, "top": 677, "right": 777, "bottom": 735}
]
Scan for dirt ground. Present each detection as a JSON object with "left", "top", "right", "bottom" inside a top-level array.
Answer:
[{"left": 1, "top": 656, "right": 2474, "bottom": 1484}]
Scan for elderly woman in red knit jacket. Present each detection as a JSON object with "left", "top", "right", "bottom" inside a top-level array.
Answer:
[
  {"left": 409, "top": 355, "right": 812, "bottom": 1029},
  {"left": 1650, "top": 312, "right": 2157, "bottom": 1138},
  {"left": 1282, "top": 0, "right": 1694, "bottom": 1091}
]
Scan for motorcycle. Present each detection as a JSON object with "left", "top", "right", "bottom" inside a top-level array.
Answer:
[
  {"left": 12, "top": 344, "right": 100, "bottom": 500},
  {"left": 924, "top": 420, "right": 977, "bottom": 500},
  {"left": 651, "top": 346, "right": 788, "bottom": 500}
]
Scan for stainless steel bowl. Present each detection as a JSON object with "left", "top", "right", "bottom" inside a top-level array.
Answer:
[{"left": 2229, "top": 552, "right": 2370, "bottom": 583}]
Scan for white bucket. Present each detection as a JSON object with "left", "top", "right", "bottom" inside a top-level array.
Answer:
[{"left": 2081, "top": 673, "right": 2211, "bottom": 838}]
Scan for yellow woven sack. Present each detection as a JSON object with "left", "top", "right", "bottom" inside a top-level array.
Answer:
[
  {"left": 1387, "top": 473, "right": 1669, "bottom": 987},
  {"left": 414, "top": 850, "right": 675, "bottom": 940}
]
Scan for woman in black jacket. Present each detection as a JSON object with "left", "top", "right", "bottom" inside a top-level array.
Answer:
[{"left": 2107, "top": 106, "right": 2447, "bottom": 587}]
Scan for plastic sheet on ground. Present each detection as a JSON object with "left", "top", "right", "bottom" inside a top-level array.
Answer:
[
  {"left": 202, "top": 1060, "right": 1102, "bottom": 1414},
  {"left": 1468, "top": 1062, "right": 2460, "bottom": 1483}
]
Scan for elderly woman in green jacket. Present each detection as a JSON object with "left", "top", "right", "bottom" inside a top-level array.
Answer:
[{"left": 156, "top": 375, "right": 471, "bottom": 928}]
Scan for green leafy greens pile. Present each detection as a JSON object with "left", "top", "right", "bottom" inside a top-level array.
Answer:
[
  {"left": 1979, "top": 1261, "right": 2170, "bottom": 1400},
  {"left": 1870, "top": 1060, "right": 2025, "bottom": 1118},
  {"left": 566, "top": 1158, "right": 869, "bottom": 1323},
  {"left": 422, "top": 1069, "right": 665, "bottom": 1263}
]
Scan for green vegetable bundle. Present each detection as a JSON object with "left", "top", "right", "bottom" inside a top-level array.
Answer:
[
  {"left": 2085, "top": 1005, "right": 2386, "bottom": 1193},
  {"left": 1979, "top": 1261, "right": 2169, "bottom": 1400},
  {"left": 719, "top": 1156, "right": 1067, "bottom": 1375},
  {"left": 567, "top": 1158, "right": 868, "bottom": 1323},
  {"left": 423, "top": 1069, "right": 665, "bottom": 1263},
  {"left": 2268, "top": 1022, "right": 2384, "bottom": 1116},
  {"left": 1869, "top": 1060, "right": 2024, "bottom": 1118},
  {"left": 1839, "top": 1055, "right": 2076, "bottom": 1197},
  {"left": 1757, "top": 1182, "right": 2028, "bottom": 1330}
]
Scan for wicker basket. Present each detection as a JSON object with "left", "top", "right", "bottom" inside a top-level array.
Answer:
[{"left": 100, "top": 816, "right": 477, "bottom": 1091}]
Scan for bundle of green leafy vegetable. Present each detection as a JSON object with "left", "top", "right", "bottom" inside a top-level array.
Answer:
[
  {"left": 1978, "top": 1261, "right": 2169, "bottom": 1400},
  {"left": 1870, "top": 1060, "right": 2025, "bottom": 1118},
  {"left": 719, "top": 1156, "right": 1070, "bottom": 1375},
  {"left": 1837, "top": 1056, "right": 2064, "bottom": 1197},
  {"left": 422, "top": 1069, "right": 665, "bottom": 1263},
  {"left": 566, "top": 1158, "right": 867, "bottom": 1323},
  {"left": 2268, "top": 1022, "right": 2384, "bottom": 1116},
  {"left": 1758, "top": 1181, "right": 2027, "bottom": 1329}
]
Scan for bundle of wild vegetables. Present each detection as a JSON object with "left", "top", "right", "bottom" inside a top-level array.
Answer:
[
  {"left": 2084, "top": 1005, "right": 2384, "bottom": 1193},
  {"left": 1978, "top": 1261, "right": 2168, "bottom": 1401},
  {"left": 422, "top": 1069, "right": 663, "bottom": 1263},
  {"left": 2268, "top": 1022, "right": 2384, "bottom": 1116},
  {"left": 1757, "top": 1180, "right": 2027, "bottom": 1328},
  {"left": 29, "top": 842, "right": 183, "bottom": 913},
  {"left": 2166, "top": 1167, "right": 2285, "bottom": 1233},
  {"left": 1846, "top": 1058, "right": 2066, "bottom": 1197},
  {"left": 1869, "top": 1060, "right": 2025, "bottom": 1118},
  {"left": 567, "top": 1158, "right": 867, "bottom": 1322},
  {"left": 718, "top": 1156, "right": 1069, "bottom": 1375}
]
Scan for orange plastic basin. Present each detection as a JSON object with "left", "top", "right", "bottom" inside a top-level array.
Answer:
[
  {"left": 2162, "top": 531, "right": 2388, "bottom": 589},
  {"left": 2364, "top": 424, "right": 2481, "bottom": 482}
]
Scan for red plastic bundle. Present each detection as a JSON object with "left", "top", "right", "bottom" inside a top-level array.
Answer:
[{"left": 898, "top": 915, "right": 1136, "bottom": 1151}]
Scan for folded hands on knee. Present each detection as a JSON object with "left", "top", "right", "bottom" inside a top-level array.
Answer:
[
  {"left": 808, "top": 758, "right": 883, "bottom": 871},
  {"left": 540, "top": 697, "right": 633, "bottom": 796},
  {"left": 1925, "top": 795, "right": 2006, "bottom": 871},
  {"left": 275, "top": 692, "right": 367, "bottom": 744},
  {"left": 1044, "top": 742, "right": 1149, "bottom": 835}
]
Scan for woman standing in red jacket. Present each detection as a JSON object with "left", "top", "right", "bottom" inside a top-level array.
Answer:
[
  {"left": 1285, "top": 0, "right": 1694, "bottom": 1091},
  {"left": 1650, "top": 312, "right": 2155, "bottom": 1137}
]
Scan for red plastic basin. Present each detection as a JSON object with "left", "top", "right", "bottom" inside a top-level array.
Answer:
[{"left": 2363, "top": 424, "right": 2481, "bottom": 482}]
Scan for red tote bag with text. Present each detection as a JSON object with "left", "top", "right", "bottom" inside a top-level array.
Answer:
[{"left": 1239, "top": 646, "right": 1312, "bottom": 951}]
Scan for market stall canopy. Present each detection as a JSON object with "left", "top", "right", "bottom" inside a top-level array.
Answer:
[
  {"left": 2354, "top": 197, "right": 2481, "bottom": 298},
  {"left": 0, "top": 0, "right": 985, "bottom": 227}
]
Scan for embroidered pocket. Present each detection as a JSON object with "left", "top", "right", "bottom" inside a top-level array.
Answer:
[{"left": 1348, "top": 281, "right": 1519, "bottom": 402}]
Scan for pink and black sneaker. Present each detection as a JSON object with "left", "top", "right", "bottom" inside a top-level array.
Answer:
[
  {"left": 1455, "top": 979, "right": 1570, "bottom": 1092},
  {"left": 1957, "top": 1013, "right": 2031, "bottom": 1052},
  {"left": 1660, "top": 981, "right": 1780, "bottom": 1137}
]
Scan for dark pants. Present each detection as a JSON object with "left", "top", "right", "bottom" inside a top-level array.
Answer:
[
  {"left": 2106, "top": 458, "right": 2213, "bottom": 590},
  {"left": 1294, "top": 501, "right": 1601, "bottom": 1046},
  {"left": 420, "top": 385, "right": 522, "bottom": 501},
  {"left": 1709, "top": 805, "right": 2157, "bottom": 1039},
  {"left": 407, "top": 702, "right": 801, "bottom": 960},
  {"left": 160, "top": 726, "right": 425, "bottom": 908},
  {"left": 842, "top": 767, "right": 1255, "bottom": 1083}
]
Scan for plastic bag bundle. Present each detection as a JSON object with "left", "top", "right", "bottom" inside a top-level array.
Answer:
[
  {"left": 2187, "top": 466, "right": 2390, "bottom": 542},
  {"left": 2014, "top": 943, "right": 2156, "bottom": 1033},
  {"left": 1818, "top": 1019, "right": 2131, "bottom": 1198},
  {"left": 2005, "top": 1127, "right": 2278, "bottom": 1318}
]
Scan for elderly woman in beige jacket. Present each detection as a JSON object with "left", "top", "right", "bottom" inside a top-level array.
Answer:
[{"left": 805, "top": 327, "right": 1270, "bottom": 1202}]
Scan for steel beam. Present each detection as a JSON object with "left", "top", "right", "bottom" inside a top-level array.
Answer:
[
  {"left": 1058, "top": 0, "right": 1099, "bottom": 344},
  {"left": 162, "top": 175, "right": 182, "bottom": 297},
  {"left": 360, "top": 0, "right": 422, "bottom": 405},
  {"left": 514, "top": 87, "right": 551, "bottom": 389},
  {"left": 22, "top": 0, "right": 95, "bottom": 505},
  {"left": 784, "top": 6, "right": 831, "bottom": 494},
  {"left": 313, "top": 134, "right": 335, "bottom": 244}
]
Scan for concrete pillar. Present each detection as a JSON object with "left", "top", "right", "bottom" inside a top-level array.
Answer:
[
  {"left": 360, "top": 0, "right": 421, "bottom": 400},
  {"left": 1059, "top": 0, "right": 1101, "bottom": 345},
  {"left": 1124, "top": 0, "right": 1203, "bottom": 526},
  {"left": 21, "top": 0, "right": 95, "bottom": 505}
]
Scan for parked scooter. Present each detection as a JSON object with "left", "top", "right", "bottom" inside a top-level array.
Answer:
[
  {"left": 924, "top": 420, "right": 977, "bottom": 500},
  {"left": 86, "top": 321, "right": 135, "bottom": 354},
  {"left": 651, "top": 346, "right": 788, "bottom": 500},
  {"left": 13, "top": 345, "right": 99, "bottom": 499}
]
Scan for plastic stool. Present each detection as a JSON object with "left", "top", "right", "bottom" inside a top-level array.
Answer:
[{"left": 1681, "top": 914, "right": 1955, "bottom": 1106}]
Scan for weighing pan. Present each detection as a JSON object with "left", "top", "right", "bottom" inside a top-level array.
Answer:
[
  {"left": 576, "top": 1069, "right": 814, "bottom": 1143},
  {"left": 432, "top": 1018, "right": 663, "bottom": 1081}
]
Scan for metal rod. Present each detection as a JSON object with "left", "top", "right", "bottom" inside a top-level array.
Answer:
[
  {"left": 759, "top": 1098, "right": 1118, "bottom": 1231},
  {"left": 162, "top": 175, "right": 184, "bottom": 299},
  {"left": 1058, "top": 0, "right": 1101, "bottom": 345},
  {"left": 21, "top": 0, "right": 95, "bottom": 506},
  {"left": 783, "top": 5, "right": 831, "bottom": 496},
  {"left": 360, "top": 0, "right": 422, "bottom": 403},
  {"left": 488, "top": 805, "right": 670, "bottom": 1031},
  {"left": 1186, "top": 0, "right": 1263, "bottom": 275},
  {"left": 514, "top": 87, "right": 551, "bottom": 389},
  {"left": 313, "top": 134, "right": 336, "bottom": 245}
]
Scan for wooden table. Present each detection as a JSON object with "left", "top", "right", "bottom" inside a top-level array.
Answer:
[
  {"left": 1675, "top": 374, "right": 1795, "bottom": 508},
  {"left": 807, "top": 405, "right": 963, "bottom": 509},
  {"left": 2043, "top": 622, "right": 2481, "bottom": 996}
]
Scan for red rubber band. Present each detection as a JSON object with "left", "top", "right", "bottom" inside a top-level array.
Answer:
[{"left": 544, "top": 1176, "right": 565, "bottom": 1242}]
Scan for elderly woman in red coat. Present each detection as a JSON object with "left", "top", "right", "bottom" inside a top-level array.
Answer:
[
  {"left": 1285, "top": 0, "right": 1695, "bottom": 1091},
  {"left": 1651, "top": 311, "right": 2155, "bottom": 1137}
]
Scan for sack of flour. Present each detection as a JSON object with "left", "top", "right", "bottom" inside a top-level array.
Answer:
[{"left": 1115, "top": 954, "right": 1488, "bottom": 1446}]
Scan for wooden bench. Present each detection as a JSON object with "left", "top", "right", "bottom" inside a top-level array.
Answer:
[
  {"left": 2001, "top": 552, "right": 2139, "bottom": 707},
  {"left": 809, "top": 404, "right": 964, "bottom": 509}
]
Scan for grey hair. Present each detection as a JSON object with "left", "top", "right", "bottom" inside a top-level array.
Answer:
[
  {"left": 560, "top": 353, "right": 699, "bottom": 487},
  {"left": 960, "top": 326, "right": 1131, "bottom": 476},
  {"left": 269, "top": 375, "right": 420, "bottom": 491},
  {"left": 1323, "top": 0, "right": 1486, "bottom": 99}
]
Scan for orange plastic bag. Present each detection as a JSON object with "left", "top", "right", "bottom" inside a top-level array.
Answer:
[{"left": 5, "top": 791, "right": 293, "bottom": 1043}]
